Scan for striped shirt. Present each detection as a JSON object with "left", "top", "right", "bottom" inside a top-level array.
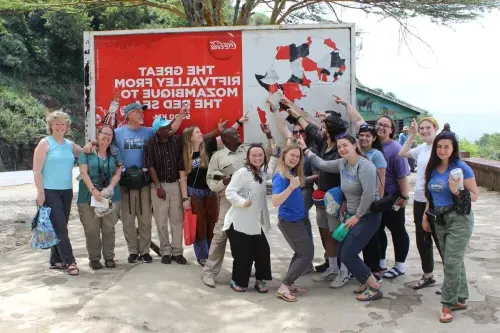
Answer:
[{"left": 144, "top": 134, "right": 184, "bottom": 183}]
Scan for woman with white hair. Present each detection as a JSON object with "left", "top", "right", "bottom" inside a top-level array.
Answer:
[{"left": 33, "top": 110, "right": 90, "bottom": 276}]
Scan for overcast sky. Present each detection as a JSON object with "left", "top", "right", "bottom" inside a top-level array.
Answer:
[{"left": 257, "top": 5, "right": 500, "bottom": 141}]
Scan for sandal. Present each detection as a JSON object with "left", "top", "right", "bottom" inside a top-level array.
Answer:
[
  {"left": 452, "top": 303, "right": 468, "bottom": 311},
  {"left": 353, "top": 284, "right": 368, "bottom": 294},
  {"left": 356, "top": 287, "right": 383, "bottom": 301},
  {"left": 383, "top": 267, "right": 405, "bottom": 279},
  {"left": 289, "top": 285, "right": 307, "bottom": 293},
  {"left": 229, "top": 280, "right": 246, "bottom": 292},
  {"left": 440, "top": 308, "right": 453, "bottom": 323},
  {"left": 254, "top": 281, "right": 269, "bottom": 293},
  {"left": 49, "top": 263, "right": 67, "bottom": 270},
  {"left": 413, "top": 275, "right": 436, "bottom": 290},
  {"left": 67, "top": 263, "right": 79, "bottom": 276},
  {"left": 276, "top": 291, "right": 297, "bottom": 302}
]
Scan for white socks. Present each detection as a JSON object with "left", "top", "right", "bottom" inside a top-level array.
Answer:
[
  {"left": 328, "top": 257, "right": 339, "bottom": 272},
  {"left": 379, "top": 259, "right": 387, "bottom": 269},
  {"left": 423, "top": 272, "right": 433, "bottom": 279},
  {"left": 340, "top": 262, "right": 348, "bottom": 273},
  {"left": 395, "top": 261, "right": 405, "bottom": 273}
]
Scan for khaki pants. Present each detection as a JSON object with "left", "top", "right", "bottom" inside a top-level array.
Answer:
[
  {"left": 120, "top": 186, "right": 152, "bottom": 255},
  {"left": 78, "top": 203, "right": 118, "bottom": 261},
  {"left": 151, "top": 182, "right": 184, "bottom": 256},
  {"left": 202, "top": 194, "right": 231, "bottom": 279}
]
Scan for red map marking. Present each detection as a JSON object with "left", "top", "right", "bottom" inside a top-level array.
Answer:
[
  {"left": 282, "top": 82, "right": 305, "bottom": 101},
  {"left": 317, "top": 70, "right": 328, "bottom": 82},
  {"left": 339, "top": 64, "right": 346, "bottom": 72},
  {"left": 302, "top": 57, "right": 319, "bottom": 72},
  {"left": 301, "top": 75, "right": 312, "bottom": 87},
  {"left": 257, "top": 106, "right": 267, "bottom": 124},
  {"left": 306, "top": 37, "right": 312, "bottom": 45},
  {"left": 324, "top": 38, "right": 338, "bottom": 50},
  {"left": 268, "top": 84, "right": 279, "bottom": 93},
  {"left": 275, "top": 45, "right": 291, "bottom": 60}
]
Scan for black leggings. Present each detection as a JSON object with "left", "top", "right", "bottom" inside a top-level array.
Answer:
[
  {"left": 414, "top": 200, "right": 442, "bottom": 274},
  {"left": 379, "top": 206, "right": 410, "bottom": 263}
]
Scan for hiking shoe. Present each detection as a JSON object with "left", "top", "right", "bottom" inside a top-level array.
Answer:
[
  {"left": 89, "top": 260, "right": 103, "bottom": 270},
  {"left": 314, "top": 261, "right": 330, "bottom": 273},
  {"left": 128, "top": 254, "right": 139, "bottom": 263},
  {"left": 104, "top": 259, "right": 116, "bottom": 268},
  {"left": 161, "top": 255, "right": 172, "bottom": 264},
  {"left": 313, "top": 268, "right": 338, "bottom": 282},
  {"left": 172, "top": 255, "right": 187, "bottom": 265},
  {"left": 330, "top": 270, "right": 350, "bottom": 288},
  {"left": 141, "top": 253, "right": 153, "bottom": 263}
]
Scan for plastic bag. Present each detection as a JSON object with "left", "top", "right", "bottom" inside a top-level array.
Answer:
[
  {"left": 332, "top": 213, "right": 352, "bottom": 242},
  {"left": 184, "top": 209, "right": 197, "bottom": 246},
  {"left": 31, "top": 205, "right": 58, "bottom": 249},
  {"left": 94, "top": 188, "right": 116, "bottom": 218}
]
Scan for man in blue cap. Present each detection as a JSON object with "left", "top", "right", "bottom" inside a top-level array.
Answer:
[
  {"left": 144, "top": 116, "right": 187, "bottom": 265},
  {"left": 114, "top": 102, "right": 187, "bottom": 263}
]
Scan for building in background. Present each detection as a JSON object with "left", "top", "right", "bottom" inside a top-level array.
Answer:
[{"left": 356, "top": 84, "right": 426, "bottom": 133}]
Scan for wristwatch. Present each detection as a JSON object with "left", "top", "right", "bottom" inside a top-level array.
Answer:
[
  {"left": 182, "top": 197, "right": 190, "bottom": 202},
  {"left": 401, "top": 195, "right": 409, "bottom": 200}
]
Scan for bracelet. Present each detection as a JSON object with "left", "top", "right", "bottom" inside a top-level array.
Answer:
[
  {"left": 296, "top": 115, "right": 302, "bottom": 121},
  {"left": 236, "top": 119, "right": 242, "bottom": 126},
  {"left": 302, "top": 147, "right": 309, "bottom": 153}
]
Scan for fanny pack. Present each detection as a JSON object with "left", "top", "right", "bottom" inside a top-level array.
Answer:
[
  {"left": 312, "top": 189, "right": 326, "bottom": 208},
  {"left": 121, "top": 166, "right": 149, "bottom": 190}
]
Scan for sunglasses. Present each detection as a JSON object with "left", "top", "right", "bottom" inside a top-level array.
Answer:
[
  {"left": 359, "top": 124, "right": 375, "bottom": 132},
  {"left": 335, "top": 131, "right": 348, "bottom": 140},
  {"left": 293, "top": 130, "right": 305, "bottom": 135}
]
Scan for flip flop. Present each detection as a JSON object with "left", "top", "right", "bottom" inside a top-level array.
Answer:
[
  {"left": 289, "top": 285, "right": 307, "bottom": 293},
  {"left": 413, "top": 275, "right": 436, "bottom": 290},
  {"left": 353, "top": 284, "right": 368, "bottom": 294},
  {"left": 452, "top": 303, "right": 468, "bottom": 311},
  {"left": 440, "top": 308, "right": 453, "bottom": 323},
  {"left": 276, "top": 291, "right": 297, "bottom": 302},
  {"left": 383, "top": 267, "right": 405, "bottom": 279},
  {"left": 229, "top": 280, "right": 246, "bottom": 292}
]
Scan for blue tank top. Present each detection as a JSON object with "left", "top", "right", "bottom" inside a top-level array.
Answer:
[{"left": 42, "top": 136, "right": 75, "bottom": 190}]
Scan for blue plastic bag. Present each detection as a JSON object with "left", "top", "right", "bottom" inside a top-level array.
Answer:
[{"left": 31, "top": 206, "right": 58, "bottom": 249}]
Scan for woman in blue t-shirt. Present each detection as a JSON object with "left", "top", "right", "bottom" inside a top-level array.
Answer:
[
  {"left": 78, "top": 125, "right": 122, "bottom": 270},
  {"left": 423, "top": 131, "right": 478, "bottom": 323},
  {"left": 272, "top": 143, "right": 310, "bottom": 302}
]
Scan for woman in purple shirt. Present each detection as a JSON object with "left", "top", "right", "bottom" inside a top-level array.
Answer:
[{"left": 375, "top": 116, "right": 410, "bottom": 279}]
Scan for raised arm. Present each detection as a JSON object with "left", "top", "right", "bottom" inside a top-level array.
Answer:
[
  {"left": 203, "top": 119, "right": 227, "bottom": 141},
  {"left": 334, "top": 95, "right": 364, "bottom": 134},
  {"left": 399, "top": 119, "right": 418, "bottom": 158},
  {"left": 171, "top": 104, "right": 189, "bottom": 133}
]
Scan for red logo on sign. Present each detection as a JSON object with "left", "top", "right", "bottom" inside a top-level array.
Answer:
[{"left": 208, "top": 37, "right": 237, "bottom": 60}]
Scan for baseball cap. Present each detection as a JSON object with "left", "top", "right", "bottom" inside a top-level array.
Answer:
[
  {"left": 124, "top": 102, "right": 147, "bottom": 116},
  {"left": 152, "top": 116, "right": 172, "bottom": 132}
]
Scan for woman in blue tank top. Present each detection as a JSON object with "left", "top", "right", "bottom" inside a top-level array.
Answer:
[{"left": 33, "top": 111, "right": 89, "bottom": 276}]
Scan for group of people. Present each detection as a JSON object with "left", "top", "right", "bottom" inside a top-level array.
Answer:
[{"left": 33, "top": 93, "right": 478, "bottom": 323}]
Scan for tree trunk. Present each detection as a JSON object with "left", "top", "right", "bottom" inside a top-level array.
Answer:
[{"left": 181, "top": 0, "right": 206, "bottom": 26}]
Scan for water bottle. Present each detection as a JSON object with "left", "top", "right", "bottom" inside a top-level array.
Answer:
[{"left": 450, "top": 168, "right": 464, "bottom": 190}]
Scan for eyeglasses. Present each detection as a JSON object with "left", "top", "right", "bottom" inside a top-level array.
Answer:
[
  {"left": 293, "top": 130, "right": 305, "bottom": 135},
  {"left": 99, "top": 132, "right": 113, "bottom": 137},
  {"left": 375, "top": 123, "right": 392, "bottom": 129}
]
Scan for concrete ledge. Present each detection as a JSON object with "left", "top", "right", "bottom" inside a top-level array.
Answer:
[{"left": 464, "top": 157, "right": 500, "bottom": 191}]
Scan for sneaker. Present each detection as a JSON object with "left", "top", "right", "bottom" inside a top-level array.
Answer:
[
  {"left": 104, "top": 259, "right": 116, "bottom": 268},
  {"left": 89, "top": 260, "right": 103, "bottom": 270},
  {"left": 197, "top": 258, "right": 207, "bottom": 267},
  {"left": 314, "top": 261, "right": 330, "bottom": 273},
  {"left": 330, "top": 270, "right": 350, "bottom": 288},
  {"left": 171, "top": 255, "right": 187, "bottom": 265},
  {"left": 161, "top": 255, "right": 172, "bottom": 264},
  {"left": 313, "top": 268, "right": 338, "bottom": 282},
  {"left": 140, "top": 253, "right": 153, "bottom": 263},
  {"left": 202, "top": 274, "right": 216, "bottom": 288},
  {"left": 127, "top": 254, "right": 139, "bottom": 263}
]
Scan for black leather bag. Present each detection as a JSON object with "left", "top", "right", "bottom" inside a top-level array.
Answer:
[
  {"left": 370, "top": 195, "right": 398, "bottom": 213},
  {"left": 454, "top": 189, "right": 472, "bottom": 215}
]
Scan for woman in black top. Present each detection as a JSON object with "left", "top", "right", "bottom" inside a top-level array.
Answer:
[{"left": 180, "top": 126, "right": 220, "bottom": 266}]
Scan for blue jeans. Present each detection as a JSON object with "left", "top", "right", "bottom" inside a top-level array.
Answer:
[{"left": 339, "top": 213, "right": 381, "bottom": 284}]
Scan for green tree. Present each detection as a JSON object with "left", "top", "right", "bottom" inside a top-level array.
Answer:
[
  {"left": 2, "top": 0, "right": 499, "bottom": 27},
  {"left": 459, "top": 138, "right": 479, "bottom": 157},
  {"left": 476, "top": 133, "right": 500, "bottom": 160}
]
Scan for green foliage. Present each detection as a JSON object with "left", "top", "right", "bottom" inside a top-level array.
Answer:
[
  {"left": 459, "top": 138, "right": 479, "bottom": 157},
  {"left": 0, "top": 33, "right": 28, "bottom": 70},
  {"left": 477, "top": 133, "right": 500, "bottom": 160}
]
